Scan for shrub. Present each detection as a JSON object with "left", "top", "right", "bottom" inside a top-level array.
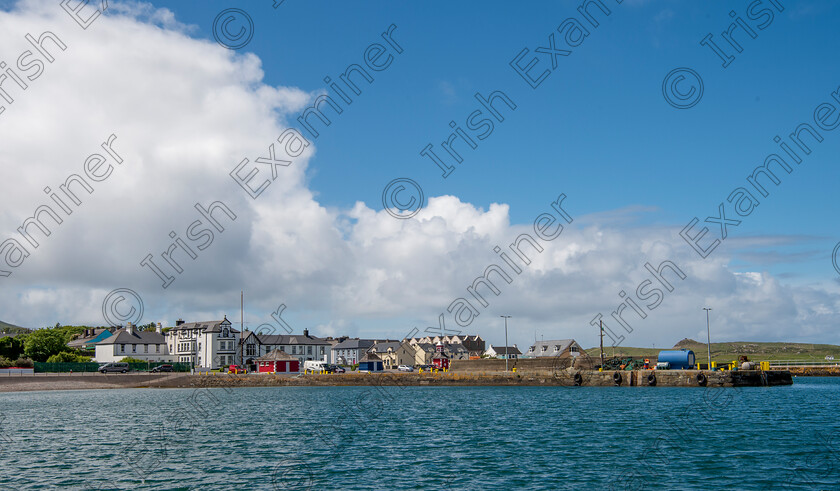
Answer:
[
  {"left": 0, "top": 356, "right": 12, "bottom": 368},
  {"left": 119, "top": 357, "right": 148, "bottom": 364},
  {"left": 46, "top": 352, "right": 91, "bottom": 363},
  {"left": 13, "top": 358, "right": 33, "bottom": 368}
]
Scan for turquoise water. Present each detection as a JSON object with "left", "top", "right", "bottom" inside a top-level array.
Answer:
[{"left": 0, "top": 377, "right": 838, "bottom": 490}]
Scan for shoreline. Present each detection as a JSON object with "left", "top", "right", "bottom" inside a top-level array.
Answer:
[{"left": 0, "top": 369, "right": 801, "bottom": 392}]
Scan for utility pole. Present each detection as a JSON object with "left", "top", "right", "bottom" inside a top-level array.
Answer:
[
  {"left": 599, "top": 319, "right": 605, "bottom": 368},
  {"left": 703, "top": 307, "right": 712, "bottom": 369},
  {"left": 240, "top": 291, "right": 244, "bottom": 367},
  {"left": 501, "top": 315, "right": 511, "bottom": 372}
]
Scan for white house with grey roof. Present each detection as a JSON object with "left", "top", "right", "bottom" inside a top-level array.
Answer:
[
  {"left": 240, "top": 329, "right": 331, "bottom": 371},
  {"left": 94, "top": 323, "right": 172, "bottom": 363},
  {"left": 525, "top": 339, "right": 583, "bottom": 358},
  {"left": 165, "top": 317, "right": 239, "bottom": 369}
]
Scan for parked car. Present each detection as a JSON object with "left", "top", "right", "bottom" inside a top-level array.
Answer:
[
  {"left": 417, "top": 364, "right": 434, "bottom": 370},
  {"left": 99, "top": 362, "right": 129, "bottom": 373},
  {"left": 151, "top": 364, "right": 173, "bottom": 373},
  {"left": 227, "top": 365, "right": 246, "bottom": 374},
  {"left": 328, "top": 365, "right": 346, "bottom": 373},
  {"left": 397, "top": 365, "right": 414, "bottom": 372}
]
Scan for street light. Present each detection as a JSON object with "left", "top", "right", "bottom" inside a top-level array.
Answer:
[
  {"left": 500, "top": 315, "right": 511, "bottom": 372},
  {"left": 703, "top": 307, "right": 712, "bottom": 370}
]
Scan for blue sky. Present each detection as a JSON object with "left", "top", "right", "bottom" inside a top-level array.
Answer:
[
  {"left": 0, "top": 0, "right": 838, "bottom": 348},
  {"left": 159, "top": 0, "right": 840, "bottom": 278}
]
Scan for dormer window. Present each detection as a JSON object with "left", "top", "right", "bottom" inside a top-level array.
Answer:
[
  {"left": 541, "top": 346, "right": 547, "bottom": 352},
  {"left": 223, "top": 328, "right": 229, "bottom": 337},
  {"left": 554, "top": 345, "right": 560, "bottom": 352}
]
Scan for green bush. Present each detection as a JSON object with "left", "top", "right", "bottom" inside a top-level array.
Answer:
[
  {"left": 13, "top": 357, "right": 33, "bottom": 368},
  {"left": 118, "top": 356, "right": 149, "bottom": 364},
  {"left": 0, "top": 356, "right": 12, "bottom": 368},
  {"left": 46, "top": 352, "right": 91, "bottom": 363}
]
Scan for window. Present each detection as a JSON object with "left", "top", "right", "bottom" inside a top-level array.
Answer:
[
  {"left": 279, "top": 346, "right": 284, "bottom": 352},
  {"left": 292, "top": 346, "right": 297, "bottom": 354},
  {"left": 307, "top": 346, "right": 312, "bottom": 355},
  {"left": 570, "top": 345, "right": 580, "bottom": 353},
  {"left": 528, "top": 347, "right": 534, "bottom": 352},
  {"left": 320, "top": 347, "right": 325, "bottom": 355},
  {"left": 132, "top": 344, "right": 136, "bottom": 353},
  {"left": 156, "top": 345, "right": 160, "bottom": 353},
  {"left": 144, "top": 344, "right": 148, "bottom": 353},
  {"left": 554, "top": 345, "right": 560, "bottom": 352},
  {"left": 223, "top": 328, "right": 229, "bottom": 337},
  {"left": 121, "top": 344, "right": 125, "bottom": 352},
  {"left": 246, "top": 345, "right": 256, "bottom": 356},
  {"left": 541, "top": 346, "right": 547, "bottom": 352}
]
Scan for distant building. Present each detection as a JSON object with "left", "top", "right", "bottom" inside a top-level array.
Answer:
[
  {"left": 431, "top": 352, "right": 450, "bottom": 370},
  {"left": 256, "top": 349, "right": 300, "bottom": 373},
  {"left": 408, "top": 335, "right": 485, "bottom": 357},
  {"left": 165, "top": 317, "right": 239, "bottom": 369},
  {"left": 369, "top": 341, "right": 415, "bottom": 369},
  {"left": 526, "top": 339, "right": 583, "bottom": 358},
  {"left": 94, "top": 324, "right": 171, "bottom": 363},
  {"left": 358, "top": 352, "right": 384, "bottom": 372},
  {"left": 331, "top": 338, "right": 378, "bottom": 365},
  {"left": 240, "top": 329, "right": 331, "bottom": 370},
  {"left": 68, "top": 328, "right": 113, "bottom": 352},
  {"left": 485, "top": 345, "right": 521, "bottom": 359}
]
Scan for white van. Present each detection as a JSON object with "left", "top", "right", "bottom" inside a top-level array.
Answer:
[{"left": 303, "top": 360, "right": 329, "bottom": 374}]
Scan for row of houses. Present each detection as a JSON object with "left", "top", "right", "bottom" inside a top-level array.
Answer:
[{"left": 73, "top": 317, "right": 583, "bottom": 370}]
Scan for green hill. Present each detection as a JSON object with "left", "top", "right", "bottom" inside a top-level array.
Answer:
[
  {"left": 0, "top": 320, "right": 30, "bottom": 335},
  {"left": 585, "top": 338, "right": 840, "bottom": 364}
]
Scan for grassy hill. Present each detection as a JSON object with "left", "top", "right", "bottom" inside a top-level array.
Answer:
[
  {"left": 0, "top": 320, "right": 30, "bottom": 335},
  {"left": 585, "top": 338, "right": 840, "bottom": 364}
]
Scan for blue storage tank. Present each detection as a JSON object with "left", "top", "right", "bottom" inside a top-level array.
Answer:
[{"left": 657, "top": 349, "right": 695, "bottom": 369}]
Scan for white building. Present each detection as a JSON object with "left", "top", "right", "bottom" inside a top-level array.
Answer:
[
  {"left": 239, "top": 329, "right": 331, "bottom": 371},
  {"left": 94, "top": 323, "right": 172, "bottom": 363},
  {"left": 165, "top": 317, "right": 239, "bottom": 369},
  {"left": 485, "top": 344, "right": 522, "bottom": 359},
  {"left": 525, "top": 339, "right": 583, "bottom": 358}
]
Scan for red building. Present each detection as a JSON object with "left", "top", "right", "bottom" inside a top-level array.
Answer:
[
  {"left": 431, "top": 352, "right": 450, "bottom": 369},
  {"left": 257, "top": 350, "right": 300, "bottom": 373}
]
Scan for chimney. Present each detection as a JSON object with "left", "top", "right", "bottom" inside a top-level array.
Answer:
[
  {"left": 176, "top": 319, "right": 185, "bottom": 327},
  {"left": 126, "top": 322, "right": 134, "bottom": 335},
  {"left": 303, "top": 329, "right": 309, "bottom": 338},
  {"left": 156, "top": 322, "right": 162, "bottom": 334}
]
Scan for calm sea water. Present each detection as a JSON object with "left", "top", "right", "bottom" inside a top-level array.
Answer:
[{"left": 0, "top": 377, "right": 837, "bottom": 490}]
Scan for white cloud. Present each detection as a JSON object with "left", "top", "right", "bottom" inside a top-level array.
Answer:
[{"left": 0, "top": 0, "right": 837, "bottom": 351}]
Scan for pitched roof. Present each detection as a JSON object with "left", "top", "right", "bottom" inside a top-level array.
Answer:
[
  {"left": 168, "top": 319, "right": 238, "bottom": 334},
  {"left": 491, "top": 346, "right": 522, "bottom": 355},
  {"left": 370, "top": 341, "right": 407, "bottom": 353},
  {"left": 527, "top": 339, "right": 577, "bottom": 355},
  {"left": 95, "top": 328, "right": 165, "bottom": 345},
  {"left": 68, "top": 329, "right": 112, "bottom": 347},
  {"left": 256, "top": 333, "right": 331, "bottom": 346},
  {"left": 359, "top": 352, "right": 382, "bottom": 363},
  {"left": 332, "top": 338, "right": 378, "bottom": 350},
  {"left": 257, "top": 349, "right": 298, "bottom": 362}
]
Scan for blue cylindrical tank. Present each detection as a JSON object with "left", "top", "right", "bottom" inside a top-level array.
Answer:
[{"left": 657, "top": 349, "right": 695, "bottom": 369}]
